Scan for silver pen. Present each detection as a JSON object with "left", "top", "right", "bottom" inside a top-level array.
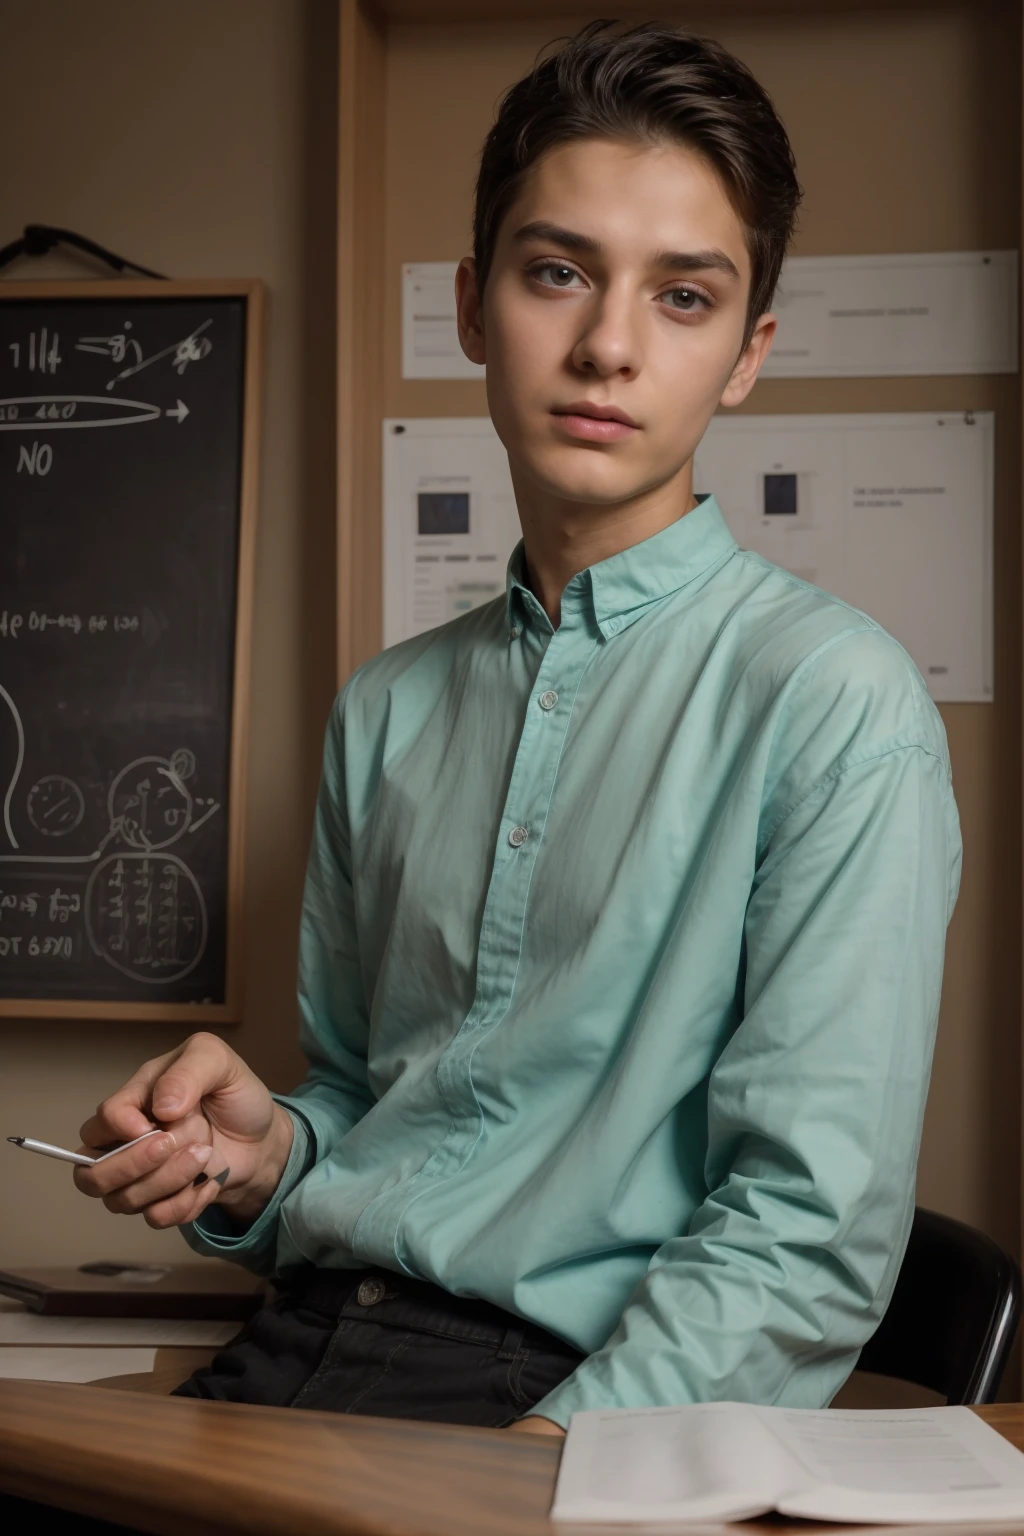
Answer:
[
  {"left": 7, "top": 1129, "right": 229, "bottom": 1188},
  {"left": 7, "top": 1129, "right": 163, "bottom": 1166}
]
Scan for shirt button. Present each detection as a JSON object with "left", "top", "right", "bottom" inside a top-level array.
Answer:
[
  {"left": 538, "top": 690, "right": 558, "bottom": 711},
  {"left": 508, "top": 825, "right": 529, "bottom": 848},
  {"left": 510, "top": 625, "right": 521, "bottom": 639},
  {"left": 356, "top": 1277, "right": 387, "bottom": 1307}
]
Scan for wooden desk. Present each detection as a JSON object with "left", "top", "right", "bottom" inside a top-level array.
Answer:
[
  {"left": 92, "top": 1344, "right": 216, "bottom": 1394},
  {"left": 1, "top": 1383, "right": 1024, "bottom": 1536}
]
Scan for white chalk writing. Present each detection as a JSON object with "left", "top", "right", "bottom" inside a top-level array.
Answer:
[
  {"left": 0, "top": 934, "right": 74, "bottom": 959},
  {"left": 8, "top": 330, "right": 61, "bottom": 374},
  {"left": 0, "top": 612, "right": 140, "bottom": 638}
]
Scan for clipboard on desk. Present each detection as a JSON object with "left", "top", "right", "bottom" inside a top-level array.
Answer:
[{"left": 0, "top": 1262, "right": 267, "bottom": 1319}]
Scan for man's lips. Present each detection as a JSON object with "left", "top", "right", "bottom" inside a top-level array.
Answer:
[{"left": 550, "top": 401, "right": 640, "bottom": 443}]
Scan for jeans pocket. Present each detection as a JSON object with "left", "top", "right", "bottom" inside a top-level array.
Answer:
[
  {"left": 290, "top": 1318, "right": 356, "bottom": 1408},
  {"left": 508, "top": 1347, "right": 532, "bottom": 1409},
  {"left": 510, "top": 1343, "right": 585, "bottom": 1413},
  {"left": 335, "top": 1328, "right": 415, "bottom": 1415}
]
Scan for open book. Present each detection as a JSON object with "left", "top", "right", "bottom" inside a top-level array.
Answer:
[{"left": 551, "top": 1403, "right": 1024, "bottom": 1524}]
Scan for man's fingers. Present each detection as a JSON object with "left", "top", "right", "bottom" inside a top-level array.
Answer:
[
  {"left": 149, "top": 1032, "right": 237, "bottom": 1122},
  {"left": 141, "top": 1170, "right": 225, "bottom": 1231},
  {"left": 73, "top": 1129, "right": 187, "bottom": 1199},
  {"left": 78, "top": 1097, "right": 157, "bottom": 1149},
  {"left": 98, "top": 1142, "right": 214, "bottom": 1215},
  {"left": 77, "top": 1050, "right": 182, "bottom": 1146},
  {"left": 72, "top": 1033, "right": 258, "bottom": 1232},
  {"left": 77, "top": 1107, "right": 158, "bottom": 1151},
  {"left": 77, "top": 1033, "right": 237, "bottom": 1150}
]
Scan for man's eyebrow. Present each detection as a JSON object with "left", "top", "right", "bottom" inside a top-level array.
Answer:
[
  {"left": 512, "top": 221, "right": 603, "bottom": 255},
  {"left": 511, "top": 221, "right": 741, "bottom": 281}
]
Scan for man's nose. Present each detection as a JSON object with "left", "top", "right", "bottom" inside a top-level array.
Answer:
[{"left": 570, "top": 292, "right": 641, "bottom": 378}]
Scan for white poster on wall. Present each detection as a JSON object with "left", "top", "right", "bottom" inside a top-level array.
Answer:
[
  {"left": 383, "top": 413, "right": 993, "bottom": 703},
  {"left": 763, "top": 251, "right": 1017, "bottom": 378},
  {"left": 382, "top": 418, "right": 517, "bottom": 645},
  {"left": 692, "top": 410, "right": 993, "bottom": 702},
  {"left": 401, "top": 262, "right": 484, "bottom": 380},
  {"left": 399, "top": 252, "right": 1017, "bottom": 380}
]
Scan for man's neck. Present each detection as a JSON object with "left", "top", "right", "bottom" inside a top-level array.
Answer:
[{"left": 511, "top": 463, "right": 700, "bottom": 629}]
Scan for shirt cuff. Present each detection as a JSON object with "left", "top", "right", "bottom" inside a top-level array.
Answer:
[
  {"left": 180, "top": 1100, "right": 316, "bottom": 1275},
  {"left": 273, "top": 1087, "right": 356, "bottom": 1165}
]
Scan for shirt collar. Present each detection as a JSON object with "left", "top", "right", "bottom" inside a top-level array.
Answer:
[{"left": 503, "top": 493, "right": 736, "bottom": 641}]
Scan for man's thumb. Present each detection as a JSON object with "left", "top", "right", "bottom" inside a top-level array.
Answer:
[
  {"left": 150, "top": 1034, "right": 231, "bottom": 1120},
  {"left": 150, "top": 1069, "right": 198, "bottom": 1120}
]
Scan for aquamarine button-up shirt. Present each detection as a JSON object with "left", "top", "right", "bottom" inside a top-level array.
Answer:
[{"left": 185, "top": 494, "right": 961, "bottom": 1427}]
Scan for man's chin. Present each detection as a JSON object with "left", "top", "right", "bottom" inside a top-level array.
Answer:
[{"left": 513, "top": 448, "right": 653, "bottom": 509}]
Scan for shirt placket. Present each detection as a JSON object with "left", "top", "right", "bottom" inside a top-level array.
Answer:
[{"left": 352, "top": 580, "right": 601, "bottom": 1267}]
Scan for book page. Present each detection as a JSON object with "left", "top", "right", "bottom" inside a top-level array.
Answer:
[
  {"left": 760, "top": 1407, "right": 1024, "bottom": 1522},
  {"left": 0, "top": 1346, "right": 157, "bottom": 1382},
  {"left": 551, "top": 1401, "right": 793, "bottom": 1524},
  {"left": 0, "top": 1305, "right": 237, "bottom": 1347}
]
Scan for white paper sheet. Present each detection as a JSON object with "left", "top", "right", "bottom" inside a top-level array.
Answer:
[
  {"left": 693, "top": 410, "right": 993, "bottom": 703},
  {"left": 382, "top": 413, "right": 992, "bottom": 703},
  {"left": 0, "top": 1346, "right": 156, "bottom": 1382},
  {"left": 0, "top": 1310, "right": 237, "bottom": 1346},
  {"left": 552, "top": 1403, "right": 1024, "bottom": 1524},
  {"left": 383, "top": 418, "right": 519, "bottom": 646},
  {"left": 765, "top": 250, "right": 1017, "bottom": 377},
  {"left": 771, "top": 1407, "right": 1024, "bottom": 1497},
  {"left": 401, "top": 262, "right": 484, "bottom": 380}
]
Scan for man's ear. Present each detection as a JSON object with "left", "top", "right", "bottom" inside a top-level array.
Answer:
[
  {"left": 719, "top": 312, "right": 776, "bottom": 409},
  {"left": 455, "top": 256, "right": 486, "bottom": 366}
]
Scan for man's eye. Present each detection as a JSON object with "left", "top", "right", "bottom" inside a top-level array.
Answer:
[
  {"left": 534, "top": 263, "right": 582, "bottom": 288},
  {"left": 662, "top": 287, "right": 709, "bottom": 313}
]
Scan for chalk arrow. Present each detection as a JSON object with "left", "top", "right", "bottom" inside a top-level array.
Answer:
[{"left": 166, "top": 399, "right": 189, "bottom": 423}]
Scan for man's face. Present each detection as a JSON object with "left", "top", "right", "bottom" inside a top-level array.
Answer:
[{"left": 456, "top": 136, "right": 775, "bottom": 510}]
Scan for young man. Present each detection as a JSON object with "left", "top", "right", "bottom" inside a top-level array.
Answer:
[{"left": 74, "top": 21, "right": 960, "bottom": 1435}]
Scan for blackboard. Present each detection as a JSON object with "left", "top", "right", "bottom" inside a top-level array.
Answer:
[{"left": 0, "top": 281, "right": 263, "bottom": 1020}]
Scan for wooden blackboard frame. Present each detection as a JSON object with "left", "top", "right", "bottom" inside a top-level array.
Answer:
[{"left": 0, "top": 278, "right": 265, "bottom": 1023}]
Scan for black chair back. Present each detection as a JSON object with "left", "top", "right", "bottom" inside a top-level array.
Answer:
[{"left": 857, "top": 1206, "right": 1021, "bottom": 1405}]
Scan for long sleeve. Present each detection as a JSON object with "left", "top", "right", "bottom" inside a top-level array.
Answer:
[
  {"left": 531, "top": 733, "right": 961, "bottom": 1426},
  {"left": 183, "top": 689, "right": 375, "bottom": 1274}
]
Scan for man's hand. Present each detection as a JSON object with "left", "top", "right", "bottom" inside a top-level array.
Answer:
[
  {"left": 73, "top": 1032, "right": 293, "bottom": 1230},
  {"left": 506, "top": 1416, "right": 566, "bottom": 1438}
]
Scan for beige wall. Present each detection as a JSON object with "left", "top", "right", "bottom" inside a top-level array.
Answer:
[{"left": 0, "top": 0, "right": 338, "bottom": 1264}]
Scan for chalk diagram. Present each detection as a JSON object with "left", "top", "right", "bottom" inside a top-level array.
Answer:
[
  {"left": 27, "top": 775, "right": 85, "bottom": 836},
  {"left": 1, "top": 313, "right": 223, "bottom": 987},
  {"left": 0, "top": 684, "right": 220, "bottom": 986},
  {"left": 0, "top": 317, "right": 213, "bottom": 432}
]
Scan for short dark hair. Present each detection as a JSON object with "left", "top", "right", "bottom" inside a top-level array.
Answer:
[{"left": 473, "top": 19, "right": 803, "bottom": 351}]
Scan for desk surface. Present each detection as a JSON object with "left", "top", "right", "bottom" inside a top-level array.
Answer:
[{"left": 1, "top": 1382, "right": 1024, "bottom": 1536}]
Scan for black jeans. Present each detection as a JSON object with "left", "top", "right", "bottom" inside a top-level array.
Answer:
[{"left": 172, "top": 1265, "right": 587, "bottom": 1427}]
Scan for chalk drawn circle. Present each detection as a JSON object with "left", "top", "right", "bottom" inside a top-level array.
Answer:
[
  {"left": 27, "top": 774, "right": 85, "bottom": 837},
  {"left": 169, "top": 747, "right": 196, "bottom": 781},
  {"left": 85, "top": 852, "right": 208, "bottom": 985},
  {"left": 108, "top": 755, "right": 192, "bottom": 851}
]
